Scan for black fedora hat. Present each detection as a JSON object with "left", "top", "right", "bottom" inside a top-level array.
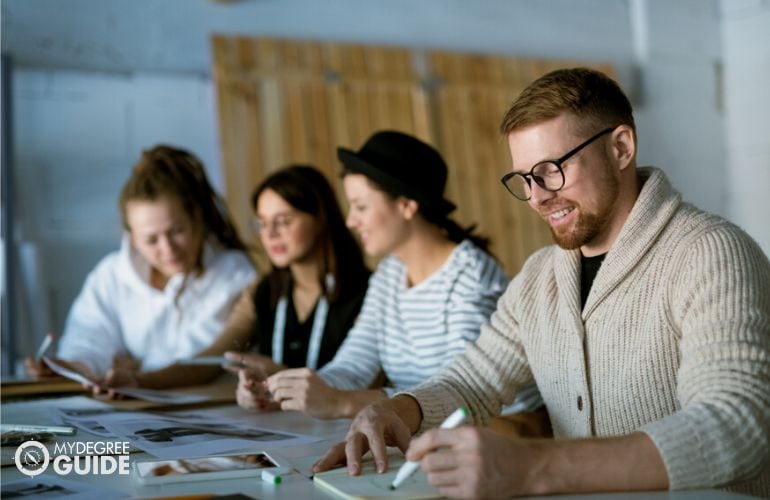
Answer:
[{"left": 337, "top": 130, "right": 456, "bottom": 216}]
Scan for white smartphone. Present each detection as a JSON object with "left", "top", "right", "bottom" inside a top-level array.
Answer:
[{"left": 132, "top": 451, "right": 290, "bottom": 485}]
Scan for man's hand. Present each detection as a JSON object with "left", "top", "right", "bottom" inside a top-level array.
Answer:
[
  {"left": 313, "top": 399, "right": 413, "bottom": 475},
  {"left": 408, "top": 426, "right": 534, "bottom": 498},
  {"left": 409, "top": 429, "right": 670, "bottom": 498}
]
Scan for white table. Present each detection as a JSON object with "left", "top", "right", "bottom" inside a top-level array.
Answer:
[{"left": 0, "top": 396, "right": 753, "bottom": 499}]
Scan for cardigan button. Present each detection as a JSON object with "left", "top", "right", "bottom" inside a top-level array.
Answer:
[{"left": 577, "top": 395, "right": 583, "bottom": 411}]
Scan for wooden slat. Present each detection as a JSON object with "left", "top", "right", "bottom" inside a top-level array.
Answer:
[
  {"left": 307, "top": 80, "right": 335, "bottom": 184},
  {"left": 213, "top": 35, "right": 614, "bottom": 276},
  {"left": 259, "top": 79, "right": 285, "bottom": 174},
  {"left": 283, "top": 79, "right": 308, "bottom": 161}
]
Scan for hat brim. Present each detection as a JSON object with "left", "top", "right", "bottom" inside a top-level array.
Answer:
[{"left": 337, "top": 147, "right": 456, "bottom": 216}]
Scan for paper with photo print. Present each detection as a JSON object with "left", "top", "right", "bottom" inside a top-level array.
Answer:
[
  {"left": 52, "top": 407, "right": 214, "bottom": 440},
  {"left": 99, "top": 413, "right": 320, "bottom": 459},
  {"left": 52, "top": 407, "right": 139, "bottom": 438}
]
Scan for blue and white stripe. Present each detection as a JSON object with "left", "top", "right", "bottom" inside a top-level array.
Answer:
[{"left": 320, "top": 239, "right": 543, "bottom": 413}]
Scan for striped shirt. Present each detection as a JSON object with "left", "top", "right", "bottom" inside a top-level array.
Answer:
[{"left": 319, "top": 239, "right": 542, "bottom": 412}]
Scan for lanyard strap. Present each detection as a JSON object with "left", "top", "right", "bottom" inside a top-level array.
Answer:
[{"left": 272, "top": 295, "right": 329, "bottom": 370}]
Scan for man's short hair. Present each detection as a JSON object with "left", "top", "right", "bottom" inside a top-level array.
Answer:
[{"left": 499, "top": 67, "right": 635, "bottom": 137}]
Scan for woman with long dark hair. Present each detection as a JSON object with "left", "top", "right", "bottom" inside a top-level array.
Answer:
[{"left": 226, "top": 165, "right": 371, "bottom": 403}]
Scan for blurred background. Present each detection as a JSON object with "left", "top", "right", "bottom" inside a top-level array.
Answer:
[{"left": 1, "top": 0, "right": 769, "bottom": 374}]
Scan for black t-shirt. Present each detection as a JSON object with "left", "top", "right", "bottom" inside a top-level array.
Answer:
[
  {"left": 251, "top": 274, "right": 369, "bottom": 369},
  {"left": 580, "top": 253, "right": 607, "bottom": 309}
]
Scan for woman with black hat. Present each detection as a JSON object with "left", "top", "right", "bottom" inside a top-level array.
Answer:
[{"left": 257, "top": 130, "right": 542, "bottom": 419}]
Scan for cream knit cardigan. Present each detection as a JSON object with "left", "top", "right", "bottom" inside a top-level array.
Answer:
[{"left": 406, "top": 167, "right": 770, "bottom": 495}]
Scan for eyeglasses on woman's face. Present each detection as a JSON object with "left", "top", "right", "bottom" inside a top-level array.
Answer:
[
  {"left": 500, "top": 127, "right": 616, "bottom": 201},
  {"left": 251, "top": 213, "right": 296, "bottom": 235}
]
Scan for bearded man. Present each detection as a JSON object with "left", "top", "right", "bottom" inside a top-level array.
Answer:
[{"left": 314, "top": 67, "right": 770, "bottom": 498}]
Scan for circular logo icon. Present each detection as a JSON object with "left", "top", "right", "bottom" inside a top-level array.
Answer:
[{"left": 14, "top": 440, "right": 50, "bottom": 477}]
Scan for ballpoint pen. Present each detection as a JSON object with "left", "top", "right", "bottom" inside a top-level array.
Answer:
[{"left": 390, "top": 406, "right": 469, "bottom": 490}]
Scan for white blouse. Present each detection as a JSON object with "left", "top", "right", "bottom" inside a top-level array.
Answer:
[{"left": 57, "top": 236, "right": 256, "bottom": 376}]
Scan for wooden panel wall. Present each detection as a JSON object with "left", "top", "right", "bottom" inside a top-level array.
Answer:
[
  {"left": 428, "top": 53, "right": 613, "bottom": 273},
  {"left": 212, "top": 35, "right": 613, "bottom": 276}
]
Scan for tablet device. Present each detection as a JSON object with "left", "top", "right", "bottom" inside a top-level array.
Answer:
[
  {"left": 177, "top": 356, "right": 233, "bottom": 366},
  {"left": 132, "top": 451, "right": 290, "bottom": 484},
  {"left": 177, "top": 356, "right": 247, "bottom": 368}
]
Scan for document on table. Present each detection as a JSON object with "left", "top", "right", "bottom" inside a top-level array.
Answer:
[
  {"left": 313, "top": 452, "right": 440, "bottom": 499},
  {"left": 42, "top": 357, "right": 209, "bottom": 404},
  {"left": 84, "top": 411, "right": 322, "bottom": 459},
  {"left": 52, "top": 407, "right": 215, "bottom": 436},
  {"left": 52, "top": 407, "right": 144, "bottom": 438}
]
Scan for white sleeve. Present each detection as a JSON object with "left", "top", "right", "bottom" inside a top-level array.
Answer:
[
  {"left": 180, "top": 253, "right": 257, "bottom": 357},
  {"left": 56, "top": 262, "right": 126, "bottom": 377}
]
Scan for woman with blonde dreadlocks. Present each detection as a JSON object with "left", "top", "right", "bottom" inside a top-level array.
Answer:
[{"left": 25, "top": 145, "right": 256, "bottom": 392}]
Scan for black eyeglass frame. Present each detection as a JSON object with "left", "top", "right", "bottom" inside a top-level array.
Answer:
[{"left": 500, "top": 127, "right": 617, "bottom": 201}]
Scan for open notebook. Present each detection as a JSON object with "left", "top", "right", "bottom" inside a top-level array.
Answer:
[{"left": 313, "top": 453, "right": 441, "bottom": 500}]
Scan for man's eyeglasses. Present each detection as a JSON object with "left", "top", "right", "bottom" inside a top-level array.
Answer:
[
  {"left": 500, "top": 127, "right": 616, "bottom": 201},
  {"left": 252, "top": 213, "right": 296, "bottom": 235}
]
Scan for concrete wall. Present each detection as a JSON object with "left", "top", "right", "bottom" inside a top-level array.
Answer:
[
  {"left": 722, "top": 0, "right": 770, "bottom": 254},
  {"left": 8, "top": 69, "right": 220, "bottom": 359}
]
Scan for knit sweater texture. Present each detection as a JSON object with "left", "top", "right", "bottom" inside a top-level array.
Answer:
[{"left": 405, "top": 167, "right": 770, "bottom": 495}]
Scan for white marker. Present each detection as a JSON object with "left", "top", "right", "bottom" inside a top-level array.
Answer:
[
  {"left": 261, "top": 469, "right": 282, "bottom": 485},
  {"left": 35, "top": 333, "right": 54, "bottom": 361},
  {"left": 1, "top": 424, "right": 76, "bottom": 435},
  {"left": 390, "top": 406, "right": 469, "bottom": 490}
]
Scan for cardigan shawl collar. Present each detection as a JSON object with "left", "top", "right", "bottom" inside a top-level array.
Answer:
[{"left": 553, "top": 167, "right": 682, "bottom": 335}]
